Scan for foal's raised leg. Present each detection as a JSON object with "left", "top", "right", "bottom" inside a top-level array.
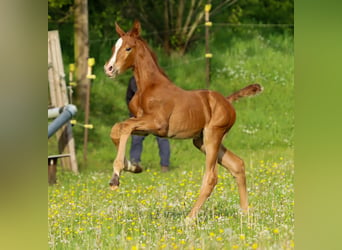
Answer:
[
  {"left": 109, "top": 122, "right": 131, "bottom": 190},
  {"left": 109, "top": 116, "right": 161, "bottom": 190},
  {"left": 187, "top": 129, "right": 222, "bottom": 218}
]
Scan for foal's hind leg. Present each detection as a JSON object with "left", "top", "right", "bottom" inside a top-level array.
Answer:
[
  {"left": 187, "top": 129, "right": 223, "bottom": 218},
  {"left": 192, "top": 137, "right": 248, "bottom": 213},
  {"left": 218, "top": 145, "right": 248, "bottom": 213}
]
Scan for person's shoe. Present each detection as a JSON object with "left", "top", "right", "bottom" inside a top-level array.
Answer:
[
  {"left": 124, "top": 161, "right": 143, "bottom": 173},
  {"left": 161, "top": 166, "right": 169, "bottom": 173}
]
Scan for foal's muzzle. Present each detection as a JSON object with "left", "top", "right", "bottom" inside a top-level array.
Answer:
[{"left": 104, "top": 64, "right": 118, "bottom": 78}]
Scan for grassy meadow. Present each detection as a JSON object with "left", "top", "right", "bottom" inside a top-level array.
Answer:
[{"left": 48, "top": 28, "right": 294, "bottom": 249}]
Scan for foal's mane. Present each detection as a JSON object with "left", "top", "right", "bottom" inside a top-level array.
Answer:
[{"left": 131, "top": 33, "right": 169, "bottom": 79}]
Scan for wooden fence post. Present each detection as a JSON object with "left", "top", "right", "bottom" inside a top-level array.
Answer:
[
  {"left": 83, "top": 58, "right": 96, "bottom": 165},
  {"left": 48, "top": 30, "right": 78, "bottom": 174},
  {"left": 205, "top": 4, "right": 212, "bottom": 89}
]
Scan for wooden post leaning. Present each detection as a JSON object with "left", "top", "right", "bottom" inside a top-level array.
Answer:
[{"left": 48, "top": 30, "right": 78, "bottom": 183}]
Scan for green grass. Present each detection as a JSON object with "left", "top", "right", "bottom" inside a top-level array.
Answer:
[
  {"left": 48, "top": 149, "right": 293, "bottom": 249},
  {"left": 48, "top": 30, "right": 294, "bottom": 249}
]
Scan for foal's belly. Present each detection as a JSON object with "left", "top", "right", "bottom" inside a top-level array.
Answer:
[
  {"left": 167, "top": 128, "right": 202, "bottom": 139},
  {"left": 166, "top": 110, "right": 206, "bottom": 139}
]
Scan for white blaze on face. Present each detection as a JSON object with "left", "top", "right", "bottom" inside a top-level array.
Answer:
[{"left": 108, "top": 38, "right": 123, "bottom": 67}]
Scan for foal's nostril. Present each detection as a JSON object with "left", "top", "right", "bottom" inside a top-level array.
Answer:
[{"left": 108, "top": 66, "right": 113, "bottom": 72}]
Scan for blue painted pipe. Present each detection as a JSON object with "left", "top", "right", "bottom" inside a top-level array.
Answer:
[
  {"left": 48, "top": 104, "right": 77, "bottom": 138},
  {"left": 48, "top": 107, "right": 64, "bottom": 119}
]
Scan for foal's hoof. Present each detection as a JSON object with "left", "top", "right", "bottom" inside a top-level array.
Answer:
[
  {"left": 185, "top": 216, "right": 196, "bottom": 226},
  {"left": 110, "top": 185, "right": 119, "bottom": 191},
  {"left": 109, "top": 174, "right": 120, "bottom": 190},
  {"left": 124, "top": 161, "right": 143, "bottom": 173},
  {"left": 239, "top": 206, "right": 249, "bottom": 216}
]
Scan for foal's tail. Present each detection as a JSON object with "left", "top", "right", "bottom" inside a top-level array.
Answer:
[{"left": 226, "top": 83, "right": 263, "bottom": 103}]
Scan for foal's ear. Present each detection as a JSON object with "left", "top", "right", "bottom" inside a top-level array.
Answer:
[
  {"left": 131, "top": 20, "right": 141, "bottom": 37},
  {"left": 115, "top": 22, "right": 125, "bottom": 37}
]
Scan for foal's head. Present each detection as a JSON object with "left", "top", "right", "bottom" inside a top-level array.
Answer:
[{"left": 104, "top": 21, "right": 141, "bottom": 78}]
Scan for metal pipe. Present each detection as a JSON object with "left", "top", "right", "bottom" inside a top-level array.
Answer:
[
  {"left": 48, "top": 107, "right": 64, "bottom": 119},
  {"left": 48, "top": 104, "right": 77, "bottom": 138}
]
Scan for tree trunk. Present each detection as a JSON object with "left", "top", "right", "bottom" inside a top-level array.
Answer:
[
  {"left": 74, "top": 0, "right": 89, "bottom": 109},
  {"left": 176, "top": 0, "right": 184, "bottom": 35},
  {"left": 163, "top": 0, "right": 171, "bottom": 54}
]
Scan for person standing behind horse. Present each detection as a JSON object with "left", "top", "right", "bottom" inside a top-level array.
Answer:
[{"left": 126, "top": 76, "right": 171, "bottom": 173}]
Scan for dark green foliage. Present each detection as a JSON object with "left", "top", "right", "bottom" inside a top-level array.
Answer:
[
  {"left": 237, "top": 0, "right": 293, "bottom": 24},
  {"left": 48, "top": 0, "right": 293, "bottom": 58}
]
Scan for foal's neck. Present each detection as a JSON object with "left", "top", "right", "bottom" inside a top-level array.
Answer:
[{"left": 133, "top": 40, "right": 170, "bottom": 91}]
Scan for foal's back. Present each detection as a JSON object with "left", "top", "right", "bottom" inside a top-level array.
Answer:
[{"left": 144, "top": 83, "right": 236, "bottom": 139}]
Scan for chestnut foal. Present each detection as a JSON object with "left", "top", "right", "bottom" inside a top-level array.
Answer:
[{"left": 104, "top": 21, "right": 262, "bottom": 219}]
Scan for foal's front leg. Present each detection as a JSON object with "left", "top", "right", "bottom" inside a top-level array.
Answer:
[
  {"left": 109, "top": 122, "right": 131, "bottom": 190},
  {"left": 109, "top": 116, "right": 160, "bottom": 190}
]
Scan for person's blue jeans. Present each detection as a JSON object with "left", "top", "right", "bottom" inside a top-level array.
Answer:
[{"left": 130, "top": 135, "right": 170, "bottom": 166}]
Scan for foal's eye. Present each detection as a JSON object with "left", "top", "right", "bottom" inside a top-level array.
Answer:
[{"left": 126, "top": 47, "right": 132, "bottom": 52}]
